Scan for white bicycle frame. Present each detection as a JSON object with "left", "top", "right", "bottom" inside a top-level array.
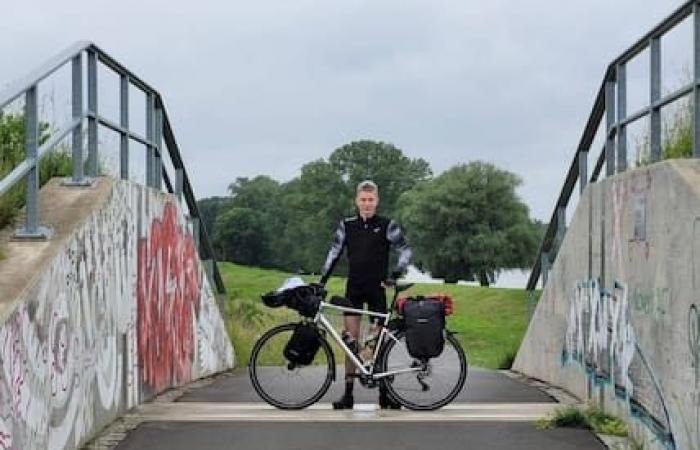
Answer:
[{"left": 313, "top": 301, "right": 423, "bottom": 379}]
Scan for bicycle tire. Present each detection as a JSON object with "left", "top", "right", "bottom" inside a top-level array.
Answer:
[
  {"left": 249, "top": 322, "right": 335, "bottom": 409},
  {"left": 378, "top": 331, "right": 467, "bottom": 410}
]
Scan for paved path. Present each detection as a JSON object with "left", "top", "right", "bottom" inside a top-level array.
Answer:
[
  {"left": 110, "top": 368, "right": 606, "bottom": 450},
  {"left": 175, "top": 367, "right": 555, "bottom": 404}
]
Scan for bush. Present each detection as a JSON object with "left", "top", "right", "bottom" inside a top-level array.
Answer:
[
  {"left": 496, "top": 347, "right": 518, "bottom": 369},
  {"left": 0, "top": 113, "right": 73, "bottom": 259},
  {"left": 635, "top": 97, "right": 694, "bottom": 165},
  {"left": 535, "top": 404, "right": 628, "bottom": 437}
]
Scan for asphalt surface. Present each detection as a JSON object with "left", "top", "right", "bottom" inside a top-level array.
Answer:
[
  {"left": 112, "top": 368, "right": 606, "bottom": 450},
  {"left": 176, "top": 367, "right": 555, "bottom": 404},
  {"left": 115, "top": 421, "right": 605, "bottom": 450}
]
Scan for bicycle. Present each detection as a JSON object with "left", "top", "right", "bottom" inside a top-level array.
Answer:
[{"left": 248, "top": 280, "right": 468, "bottom": 410}]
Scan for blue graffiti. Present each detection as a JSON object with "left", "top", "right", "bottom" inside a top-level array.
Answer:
[{"left": 562, "top": 278, "right": 675, "bottom": 449}]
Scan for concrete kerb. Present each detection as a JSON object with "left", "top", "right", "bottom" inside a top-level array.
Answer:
[
  {"left": 501, "top": 370, "right": 581, "bottom": 405},
  {"left": 82, "top": 370, "right": 240, "bottom": 450}
]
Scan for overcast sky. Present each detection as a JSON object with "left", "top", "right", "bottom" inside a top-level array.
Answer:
[{"left": 0, "top": 0, "right": 690, "bottom": 221}]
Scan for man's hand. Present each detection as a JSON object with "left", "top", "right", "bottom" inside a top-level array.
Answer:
[
  {"left": 381, "top": 271, "right": 403, "bottom": 289},
  {"left": 310, "top": 281, "right": 326, "bottom": 295}
]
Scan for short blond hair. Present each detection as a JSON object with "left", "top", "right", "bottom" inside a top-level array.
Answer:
[{"left": 356, "top": 180, "right": 378, "bottom": 195}]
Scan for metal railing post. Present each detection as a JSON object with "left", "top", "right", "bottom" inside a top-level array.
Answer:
[
  {"left": 175, "top": 168, "right": 184, "bottom": 201},
  {"left": 694, "top": 3, "right": 700, "bottom": 158},
  {"left": 605, "top": 79, "right": 616, "bottom": 176},
  {"left": 154, "top": 104, "right": 163, "bottom": 190},
  {"left": 579, "top": 151, "right": 588, "bottom": 194},
  {"left": 616, "top": 63, "right": 627, "bottom": 172},
  {"left": 556, "top": 206, "right": 566, "bottom": 246},
  {"left": 87, "top": 49, "right": 98, "bottom": 177},
  {"left": 650, "top": 37, "right": 662, "bottom": 162},
  {"left": 15, "top": 86, "right": 52, "bottom": 239},
  {"left": 63, "top": 52, "right": 92, "bottom": 186},
  {"left": 120, "top": 74, "right": 129, "bottom": 180},
  {"left": 541, "top": 251, "right": 550, "bottom": 287},
  {"left": 145, "top": 93, "right": 154, "bottom": 187},
  {"left": 193, "top": 216, "right": 201, "bottom": 253}
]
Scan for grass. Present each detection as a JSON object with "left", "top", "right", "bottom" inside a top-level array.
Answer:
[
  {"left": 535, "top": 404, "right": 628, "bottom": 437},
  {"left": 220, "top": 262, "right": 538, "bottom": 369},
  {"left": 496, "top": 347, "right": 519, "bottom": 369}
]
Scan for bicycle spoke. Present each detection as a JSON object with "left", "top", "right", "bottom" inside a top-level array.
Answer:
[
  {"left": 380, "top": 332, "right": 467, "bottom": 410},
  {"left": 250, "top": 323, "right": 333, "bottom": 409}
]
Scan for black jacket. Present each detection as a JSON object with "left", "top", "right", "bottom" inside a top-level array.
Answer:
[{"left": 320, "top": 214, "right": 411, "bottom": 288}]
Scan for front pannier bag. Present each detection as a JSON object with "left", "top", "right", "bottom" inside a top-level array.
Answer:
[
  {"left": 402, "top": 297, "right": 446, "bottom": 359},
  {"left": 284, "top": 323, "right": 321, "bottom": 365}
]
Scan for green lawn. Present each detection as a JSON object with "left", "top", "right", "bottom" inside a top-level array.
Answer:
[{"left": 219, "top": 262, "right": 538, "bottom": 369}]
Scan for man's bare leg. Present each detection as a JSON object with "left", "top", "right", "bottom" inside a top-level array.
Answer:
[
  {"left": 333, "top": 315, "right": 361, "bottom": 409},
  {"left": 344, "top": 315, "right": 361, "bottom": 376}
]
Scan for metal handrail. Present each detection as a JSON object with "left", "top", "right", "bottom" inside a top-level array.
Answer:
[
  {"left": 526, "top": 0, "right": 700, "bottom": 292},
  {"left": 0, "top": 41, "right": 226, "bottom": 296}
]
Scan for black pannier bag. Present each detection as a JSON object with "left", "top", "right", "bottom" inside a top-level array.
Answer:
[
  {"left": 287, "top": 286, "right": 321, "bottom": 318},
  {"left": 284, "top": 323, "right": 321, "bottom": 365},
  {"left": 402, "top": 298, "right": 445, "bottom": 359}
]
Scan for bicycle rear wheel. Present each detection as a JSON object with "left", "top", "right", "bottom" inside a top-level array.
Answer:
[
  {"left": 249, "top": 323, "right": 334, "bottom": 409},
  {"left": 378, "top": 331, "right": 467, "bottom": 410}
]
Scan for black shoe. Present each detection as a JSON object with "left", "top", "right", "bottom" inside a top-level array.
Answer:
[
  {"left": 332, "top": 394, "right": 354, "bottom": 410},
  {"left": 379, "top": 390, "right": 401, "bottom": 409}
]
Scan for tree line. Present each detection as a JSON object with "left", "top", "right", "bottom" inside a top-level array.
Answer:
[{"left": 198, "top": 140, "right": 544, "bottom": 286}]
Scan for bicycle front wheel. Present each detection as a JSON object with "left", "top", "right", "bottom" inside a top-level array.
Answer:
[
  {"left": 378, "top": 331, "right": 467, "bottom": 410},
  {"left": 249, "top": 323, "right": 334, "bottom": 409}
]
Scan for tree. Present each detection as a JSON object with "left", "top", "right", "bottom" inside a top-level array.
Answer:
[
  {"left": 228, "top": 175, "right": 283, "bottom": 211},
  {"left": 397, "top": 161, "right": 540, "bottom": 286},
  {"left": 284, "top": 160, "right": 349, "bottom": 273},
  {"left": 201, "top": 140, "right": 433, "bottom": 274},
  {"left": 197, "top": 196, "right": 233, "bottom": 242},
  {"left": 203, "top": 176, "right": 285, "bottom": 266},
  {"left": 329, "top": 140, "right": 431, "bottom": 217},
  {"left": 212, "top": 207, "right": 271, "bottom": 266}
]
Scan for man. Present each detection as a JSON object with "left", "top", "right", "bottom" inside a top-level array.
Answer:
[{"left": 319, "top": 180, "right": 412, "bottom": 409}]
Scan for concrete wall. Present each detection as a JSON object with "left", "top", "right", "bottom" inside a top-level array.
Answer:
[
  {"left": 514, "top": 159, "right": 700, "bottom": 450},
  {"left": 0, "top": 177, "right": 234, "bottom": 450}
]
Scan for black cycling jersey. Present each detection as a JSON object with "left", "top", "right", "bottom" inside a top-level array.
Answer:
[{"left": 319, "top": 214, "right": 411, "bottom": 288}]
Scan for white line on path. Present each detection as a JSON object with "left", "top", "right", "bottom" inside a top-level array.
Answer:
[{"left": 131, "top": 402, "right": 562, "bottom": 423}]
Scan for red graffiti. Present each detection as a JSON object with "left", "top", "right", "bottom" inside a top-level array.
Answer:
[{"left": 137, "top": 202, "right": 200, "bottom": 392}]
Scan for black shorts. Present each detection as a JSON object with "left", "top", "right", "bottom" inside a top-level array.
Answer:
[{"left": 344, "top": 284, "right": 387, "bottom": 324}]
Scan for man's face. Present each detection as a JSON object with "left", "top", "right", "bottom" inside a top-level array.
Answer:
[{"left": 355, "top": 190, "right": 378, "bottom": 218}]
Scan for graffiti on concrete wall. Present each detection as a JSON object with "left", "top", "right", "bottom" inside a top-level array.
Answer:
[
  {"left": 0, "top": 180, "right": 233, "bottom": 450},
  {"left": 137, "top": 202, "right": 200, "bottom": 393},
  {"left": 196, "top": 281, "right": 233, "bottom": 375},
  {"left": 0, "top": 183, "right": 137, "bottom": 450},
  {"left": 687, "top": 217, "right": 700, "bottom": 449},
  {"left": 563, "top": 279, "right": 675, "bottom": 449}
]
